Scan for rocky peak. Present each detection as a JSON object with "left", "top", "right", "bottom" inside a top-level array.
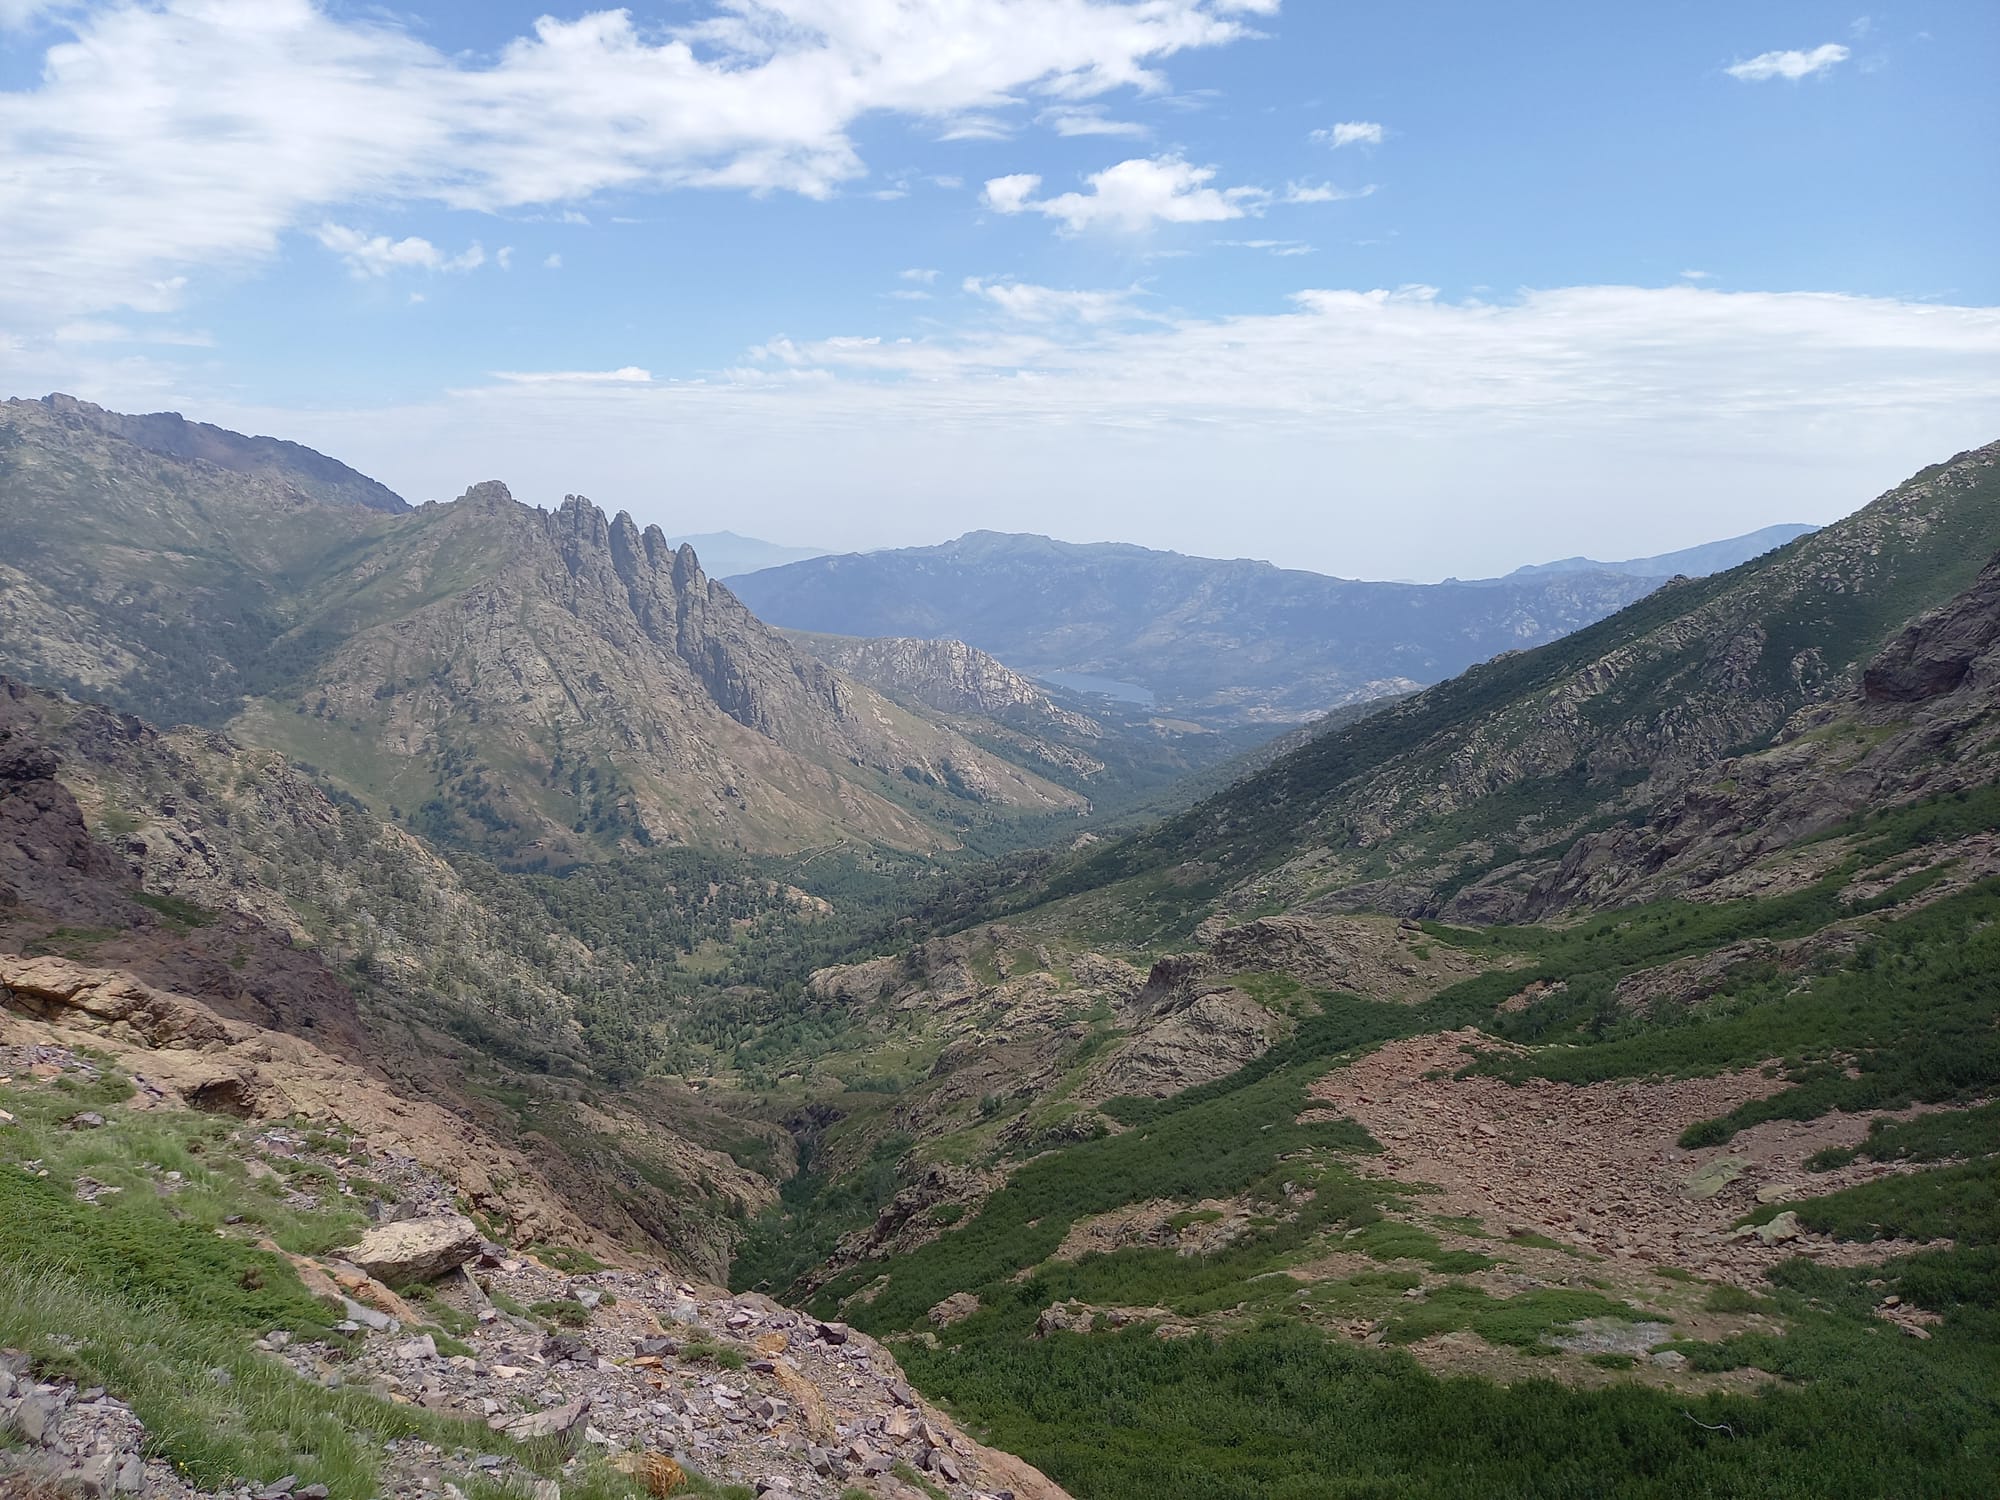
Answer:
[
  {"left": 789, "top": 633, "right": 1100, "bottom": 738},
  {"left": 17, "top": 393, "right": 410, "bottom": 513}
]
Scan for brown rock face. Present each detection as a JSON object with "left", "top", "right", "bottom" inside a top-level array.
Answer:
[{"left": 1862, "top": 550, "right": 2000, "bottom": 703}]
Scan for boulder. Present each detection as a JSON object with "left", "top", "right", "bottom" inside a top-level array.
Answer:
[
  {"left": 338, "top": 1213, "right": 482, "bottom": 1285},
  {"left": 928, "top": 1292, "right": 981, "bottom": 1329},
  {"left": 491, "top": 1395, "right": 590, "bottom": 1443},
  {"left": 1034, "top": 1302, "right": 1096, "bottom": 1338},
  {"left": 1754, "top": 1210, "right": 1804, "bottom": 1246}
]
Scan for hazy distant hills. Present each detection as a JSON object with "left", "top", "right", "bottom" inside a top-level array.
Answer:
[
  {"left": 1040, "top": 442, "right": 2000, "bottom": 935},
  {"left": 1492, "top": 522, "right": 1817, "bottom": 582},
  {"left": 729, "top": 526, "right": 1816, "bottom": 726},
  {"left": 666, "top": 530, "right": 828, "bottom": 577}
]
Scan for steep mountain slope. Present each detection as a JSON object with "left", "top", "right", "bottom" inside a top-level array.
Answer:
[
  {"left": 21, "top": 392, "right": 409, "bottom": 512},
  {"left": 784, "top": 633, "right": 1101, "bottom": 739},
  {"left": 231, "top": 485, "right": 1082, "bottom": 860},
  {"left": 1029, "top": 441, "right": 2000, "bottom": 936},
  {"left": 0, "top": 677, "right": 787, "bottom": 1273},
  {"left": 0, "top": 401, "right": 1086, "bottom": 860},
  {"left": 716, "top": 443, "right": 2000, "bottom": 1500},
  {"left": 0, "top": 395, "right": 404, "bottom": 725},
  {"left": 730, "top": 532, "right": 1675, "bottom": 725},
  {"left": 1498, "top": 522, "right": 1817, "bottom": 581}
]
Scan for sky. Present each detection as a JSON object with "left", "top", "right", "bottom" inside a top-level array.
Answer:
[{"left": 2, "top": 1, "right": 1996, "bottom": 580}]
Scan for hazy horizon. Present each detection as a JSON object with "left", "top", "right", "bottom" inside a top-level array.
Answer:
[{"left": 3, "top": 1, "right": 1994, "bottom": 578}]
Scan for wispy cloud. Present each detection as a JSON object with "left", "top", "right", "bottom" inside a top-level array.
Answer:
[
  {"left": 0, "top": 0, "right": 1270, "bottom": 321},
  {"left": 1221, "top": 239, "right": 1314, "bottom": 256},
  {"left": 962, "top": 277, "right": 1154, "bottom": 323},
  {"left": 984, "top": 155, "right": 1267, "bottom": 231},
  {"left": 1038, "top": 104, "right": 1148, "bottom": 137},
  {"left": 226, "top": 284, "right": 2000, "bottom": 581},
  {"left": 314, "top": 224, "right": 484, "bottom": 277},
  {"left": 1726, "top": 43, "right": 1850, "bottom": 81},
  {"left": 490, "top": 366, "right": 652, "bottom": 385},
  {"left": 1312, "top": 121, "right": 1384, "bottom": 148},
  {"left": 1282, "top": 181, "right": 1375, "bottom": 205}
]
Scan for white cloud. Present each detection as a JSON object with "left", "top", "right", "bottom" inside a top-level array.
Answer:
[
  {"left": 983, "top": 154, "right": 1266, "bottom": 231},
  {"left": 490, "top": 367, "right": 652, "bottom": 385},
  {"left": 543, "top": 253, "right": 562, "bottom": 270},
  {"left": 1727, "top": 43, "right": 1850, "bottom": 81},
  {"left": 496, "top": 246, "right": 513, "bottom": 270},
  {"left": 1222, "top": 239, "right": 1314, "bottom": 256},
  {"left": 1680, "top": 269, "right": 1713, "bottom": 281},
  {"left": 315, "top": 224, "right": 484, "bottom": 277},
  {"left": 900, "top": 268, "right": 940, "bottom": 284},
  {"left": 1283, "top": 181, "right": 1375, "bottom": 204},
  {"left": 0, "top": 0, "right": 65, "bottom": 27},
  {"left": 963, "top": 277, "right": 1151, "bottom": 323},
  {"left": 200, "top": 284, "right": 1998, "bottom": 581},
  {"left": 1312, "top": 121, "right": 1383, "bottom": 148},
  {"left": 1038, "top": 104, "right": 1148, "bottom": 137},
  {"left": 936, "top": 114, "right": 1017, "bottom": 142},
  {"left": 0, "top": 0, "right": 1268, "bottom": 321}
]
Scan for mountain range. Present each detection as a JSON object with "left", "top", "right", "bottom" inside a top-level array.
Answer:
[
  {"left": 723, "top": 437, "right": 2000, "bottom": 1499},
  {"left": 2, "top": 395, "right": 1995, "bottom": 1500},
  {"left": 729, "top": 523, "right": 1815, "bottom": 725},
  {"left": 0, "top": 395, "right": 1091, "bottom": 863}
]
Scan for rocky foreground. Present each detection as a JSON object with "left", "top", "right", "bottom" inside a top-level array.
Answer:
[{"left": 0, "top": 1052, "right": 1068, "bottom": 1500}]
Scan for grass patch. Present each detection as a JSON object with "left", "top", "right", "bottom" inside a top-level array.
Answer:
[
  {"left": 527, "top": 1299, "right": 591, "bottom": 1329},
  {"left": 1807, "top": 1102, "right": 2000, "bottom": 1172},
  {"left": 0, "top": 1074, "right": 643, "bottom": 1500},
  {"left": 1740, "top": 1160, "right": 1998, "bottom": 1246},
  {"left": 679, "top": 1337, "right": 747, "bottom": 1372}
]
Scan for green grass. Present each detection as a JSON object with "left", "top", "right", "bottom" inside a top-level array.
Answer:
[
  {"left": 528, "top": 1298, "right": 591, "bottom": 1329},
  {"left": 897, "top": 1307, "right": 1998, "bottom": 1500},
  {"left": 679, "top": 1336, "right": 747, "bottom": 1372},
  {"left": 1454, "top": 881, "right": 2000, "bottom": 1151},
  {"left": 1346, "top": 1221, "right": 1498, "bottom": 1276},
  {"left": 1807, "top": 1102, "right": 2000, "bottom": 1172},
  {"left": 1381, "top": 1284, "right": 1652, "bottom": 1349},
  {"left": 0, "top": 1072, "right": 635, "bottom": 1500},
  {"left": 1703, "top": 1284, "right": 1768, "bottom": 1315},
  {"left": 1740, "top": 1160, "right": 1999, "bottom": 1247}
]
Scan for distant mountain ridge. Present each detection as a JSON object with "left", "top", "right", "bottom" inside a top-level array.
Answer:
[
  {"left": 1034, "top": 440, "right": 2000, "bottom": 937},
  {"left": 668, "top": 530, "right": 828, "bottom": 577},
  {"left": 1493, "top": 522, "right": 1817, "bottom": 582},
  {"left": 13, "top": 393, "right": 409, "bottom": 513},
  {"left": 729, "top": 530, "right": 1689, "bottom": 725}
]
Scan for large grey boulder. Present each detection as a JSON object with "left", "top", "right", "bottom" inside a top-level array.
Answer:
[
  {"left": 338, "top": 1213, "right": 482, "bottom": 1286},
  {"left": 491, "top": 1396, "right": 589, "bottom": 1443}
]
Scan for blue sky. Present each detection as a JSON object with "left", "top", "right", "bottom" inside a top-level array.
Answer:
[{"left": 2, "top": 0, "right": 1996, "bottom": 578}]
